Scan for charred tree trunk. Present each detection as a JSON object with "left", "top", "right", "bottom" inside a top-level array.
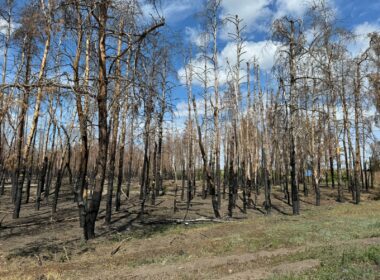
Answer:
[
  {"left": 105, "top": 21, "right": 123, "bottom": 224},
  {"left": 84, "top": 1, "right": 109, "bottom": 239},
  {"left": 289, "top": 20, "right": 299, "bottom": 215}
]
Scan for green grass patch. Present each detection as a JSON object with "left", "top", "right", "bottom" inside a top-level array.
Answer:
[
  {"left": 270, "top": 245, "right": 380, "bottom": 280},
  {"left": 127, "top": 250, "right": 190, "bottom": 268}
]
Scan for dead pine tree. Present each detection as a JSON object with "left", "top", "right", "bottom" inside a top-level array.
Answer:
[
  {"left": 272, "top": 17, "right": 305, "bottom": 215},
  {"left": 14, "top": 0, "right": 53, "bottom": 219},
  {"left": 184, "top": 58, "right": 194, "bottom": 211}
]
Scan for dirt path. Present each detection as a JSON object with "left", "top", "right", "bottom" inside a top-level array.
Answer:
[
  {"left": 221, "top": 259, "right": 321, "bottom": 280},
  {"left": 17, "top": 236, "right": 372, "bottom": 280},
  {"left": 0, "top": 226, "right": 379, "bottom": 279},
  {"left": 119, "top": 237, "right": 380, "bottom": 280}
]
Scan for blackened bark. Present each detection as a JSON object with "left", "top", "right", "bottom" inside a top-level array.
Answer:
[
  {"left": 36, "top": 157, "right": 48, "bottom": 210},
  {"left": 84, "top": 1, "right": 108, "bottom": 239}
]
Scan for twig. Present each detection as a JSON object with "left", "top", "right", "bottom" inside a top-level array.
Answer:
[
  {"left": 63, "top": 246, "right": 70, "bottom": 261},
  {"left": 110, "top": 237, "right": 131, "bottom": 256},
  {"left": 2, "top": 216, "right": 80, "bottom": 228},
  {"left": 199, "top": 232, "right": 209, "bottom": 239},
  {"left": 121, "top": 188, "right": 128, "bottom": 198},
  {"left": 35, "top": 254, "right": 43, "bottom": 266},
  {"left": 0, "top": 214, "right": 8, "bottom": 227},
  {"left": 142, "top": 217, "right": 226, "bottom": 225}
]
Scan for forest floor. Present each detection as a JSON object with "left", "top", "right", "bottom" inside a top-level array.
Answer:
[{"left": 0, "top": 180, "right": 379, "bottom": 279}]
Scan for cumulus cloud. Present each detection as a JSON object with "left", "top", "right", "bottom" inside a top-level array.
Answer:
[
  {"left": 175, "top": 98, "right": 212, "bottom": 118},
  {"left": 0, "top": 19, "right": 7, "bottom": 34},
  {"left": 221, "top": 40, "right": 279, "bottom": 71},
  {"left": 177, "top": 55, "right": 225, "bottom": 87},
  {"left": 348, "top": 22, "right": 380, "bottom": 57},
  {"left": 185, "top": 26, "right": 208, "bottom": 47},
  {"left": 274, "top": 0, "right": 309, "bottom": 19},
  {"left": 0, "top": 18, "right": 19, "bottom": 35},
  {"left": 219, "top": 0, "right": 315, "bottom": 36},
  {"left": 0, "top": 19, "right": 18, "bottom": 60},
  {"left": 220, "top": 0, "right": 273, "bottom": 35},
  {"left": 161, "top": 0, "right": 197, "bottom": 22},
  {"left": 178, "top": 39, "right": 279, "bottom": 89},
  {"left": 175, "top": 100, "right": 190, "bottom": 118}
]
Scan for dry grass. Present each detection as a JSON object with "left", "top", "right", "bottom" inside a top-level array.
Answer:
[{"left": 0, "top": 181, "right": 379, "bottom": 279}]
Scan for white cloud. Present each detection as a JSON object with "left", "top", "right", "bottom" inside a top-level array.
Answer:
[
  {"left": 221, "top": 40, "right": 279, "bottom": 71},
  {"left": 161, "top": 0, "right": 196, "bottom": 23},
  {"left": 0, "top": 18, "right": 19, "bottom": 35},
  {"left": 218, "top": 0, "right": 319, "bottom": 40},
  {"left": 139, "top": 0, "right": 199, "bottom": 24},
  {"left": 138, "top": 2, "right": 156, "bottom": 18},
  {"left": 0, "top": 19, "right": 18, "bottom": 68},
  {"left": 178, "top": 39, "right": 279, "bottom": 88},
  {"left": 175, "top": 98, "right": 212, "bottom": 118},
  {"left": 348, "top": 22, "right": 380, "bottom": 57},
  {"left": 220, "top": 0, "right": 273, "bottom": 33},
  {"left": 0, "top": 19, "right": 7, "bottom": 34},
  {"left": 177, "top": 55, "right": 223, "bottom": 87},
  {"left": 219, "top": 0, "right": 317, "bottom": 35},
  {"left": 354, "top": 22, "right": 379, "bottom": 36},
  {"left": 274, "top": 0, "right": 309, "bottom": 19},
  {"left": 185, "top": 27, "right": 207, "bottom": 47},
  {"left": 140, "top": 0, "right": 200, "bottom": 23},
  {"left": 175, "top": 100, "right": 190, "bottom": 118}
]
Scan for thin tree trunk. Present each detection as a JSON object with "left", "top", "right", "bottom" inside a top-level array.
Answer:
[
  {"left": 25, "top": 132, "right": 37, "bottom": 203},
  {"left": 14, "top": 7, "right": 52, "bottom": 218},
  {"left": 192, "top": 96, "right": 221, "bottom": 218},
  {"left": 84, "top": 1, "right": 109, "bottom": 239},
  {"left": 116, "top": 102, "right": 128, "bottom": 211},
  {"left": 105, "top": 20, "right": 124, "bottom": 224},
  {"left": 353, "top": 61, "right": 363, "bottom": 204},
  {"left": 289, "top": 20, "right": 299, "bottom": 215}
]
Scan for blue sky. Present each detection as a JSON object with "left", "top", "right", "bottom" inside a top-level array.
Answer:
[
  {"left": 139, "top": 0, "right": 379, "bottom": 129},
  {"left": 137, "top": 0, "right": 380, "bottom": 151},
  {"left": 0, "top": 0, "right": 378, "bottom": 137},
  {"left": 151, "top": 0, "right": 380, "bottom": 51},
  {"left": 1, "top": 0, "right": 378, "bottom": 106},
  {"left": 143, "top": 1, "right": 379, "bottom": 78},
  {"left": 154, "top": 0, "right": 380, "bottom": 35}
]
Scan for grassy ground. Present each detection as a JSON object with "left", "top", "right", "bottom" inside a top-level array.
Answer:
[{"left": 0, "top": 182, "right": 379, "bottom": 279}]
